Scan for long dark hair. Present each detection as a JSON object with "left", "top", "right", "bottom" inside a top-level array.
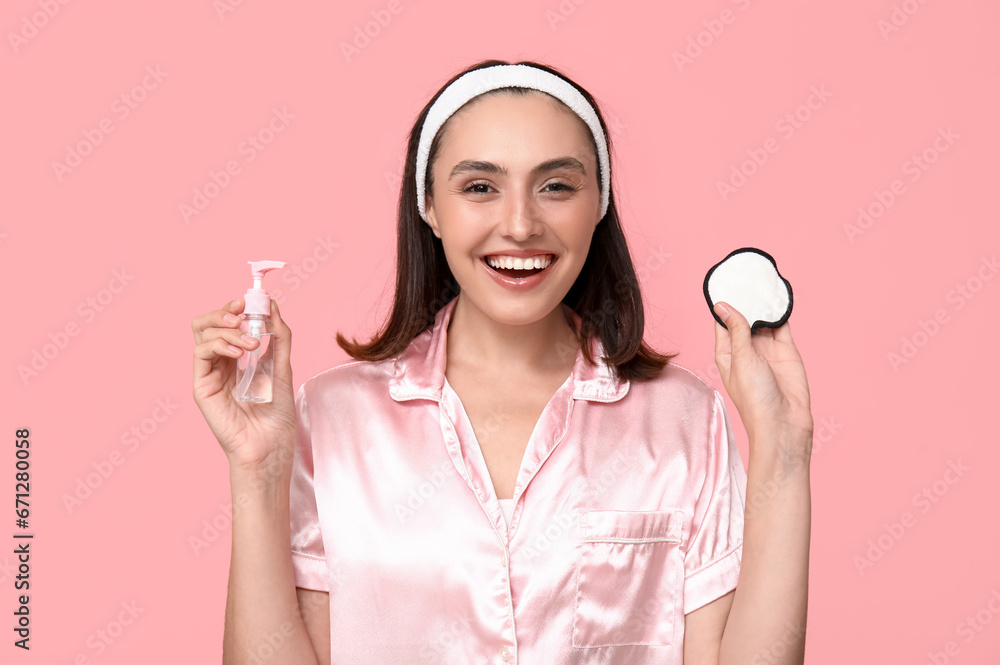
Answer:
[{"left": 336, "top": 58, "right": 676, "bottom": 384}]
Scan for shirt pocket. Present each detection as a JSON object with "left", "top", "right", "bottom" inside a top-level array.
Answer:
[{"left": 572, "top": 509, "right": 685, "bottom": 648}]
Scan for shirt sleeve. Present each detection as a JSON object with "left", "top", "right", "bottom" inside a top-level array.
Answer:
[
  {"left": 682, "top": 390, "right": 748, "bottom": 614},
  {"left": 289, "top": 382, "right": 330, "bottom": 592}
]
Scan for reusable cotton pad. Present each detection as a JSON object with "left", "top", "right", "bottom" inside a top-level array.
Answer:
[{"left": 703, "top": 247, "right": 793, "bottom": 333}]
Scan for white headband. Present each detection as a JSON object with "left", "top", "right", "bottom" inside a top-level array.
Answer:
[{"left": 415, "top": 64, "right": 610, "bottom": 224}]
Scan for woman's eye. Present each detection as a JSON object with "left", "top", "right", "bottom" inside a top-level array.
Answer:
[
  {"left": 462, "top": 182, "right": 576, "bottom": 194},
  {"left": 464, "top": 182, "right": 492, "bottom": 194}
]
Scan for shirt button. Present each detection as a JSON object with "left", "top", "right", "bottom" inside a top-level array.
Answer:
[
  {"left": 500, "top": 646, "right": 511, "bottom": 661},
  {"left": 500, "top": 551, "right": 507, "bottom": 567}
]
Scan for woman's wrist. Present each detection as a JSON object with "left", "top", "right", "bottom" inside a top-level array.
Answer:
[
  {"left": 748, "top": 428, "right": 813, "bottom": 479},
  {"left": 228, "top": 447, "right": 294, "bottom": 494}
]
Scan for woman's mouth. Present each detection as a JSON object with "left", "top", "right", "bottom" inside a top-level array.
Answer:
[
  {"left": 480, "top": 253, "right": 558, "bottom": 291},
  {"left": 481, "top": 253, "right": 555, "bottom": 279}
]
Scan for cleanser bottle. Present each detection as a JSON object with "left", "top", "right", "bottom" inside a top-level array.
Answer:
[{"left": 234, "top": 260, "right": 286, "bottom": 403}]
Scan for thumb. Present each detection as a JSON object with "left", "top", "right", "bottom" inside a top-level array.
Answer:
[
  {"left": 269, "top": 299, "right": 292, "bottom": 382},
  {"left": 714, "top": 301, "right": 752, "bottom": 360}
]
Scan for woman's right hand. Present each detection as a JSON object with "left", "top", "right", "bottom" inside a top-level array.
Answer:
[{"left": 191, "top": 297, "right": 297, "bottom": 477}]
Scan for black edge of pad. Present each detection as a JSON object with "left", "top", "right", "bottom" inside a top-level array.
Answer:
[{"left": 703, "top": 247, "right": 794, "bottom": 334}]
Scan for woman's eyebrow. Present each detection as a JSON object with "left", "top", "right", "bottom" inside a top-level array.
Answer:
[{"left": 449, "top": 157, "right": 587, "bottom": 180}]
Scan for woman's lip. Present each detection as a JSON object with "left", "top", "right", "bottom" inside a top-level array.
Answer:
[
  {"left": 480, "top": 249, "right": 558, "bottom": 260},
  {"left": 480, "top": 255, "right": 556, "bottom": 291}
]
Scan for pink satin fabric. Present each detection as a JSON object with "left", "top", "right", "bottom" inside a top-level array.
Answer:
[{"left": 289, "top": 294, "right": 747, "bottom": 663}]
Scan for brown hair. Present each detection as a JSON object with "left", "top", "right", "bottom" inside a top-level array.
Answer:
[{"left": 336, "top": 58, "right": 677, "bottom": 384}]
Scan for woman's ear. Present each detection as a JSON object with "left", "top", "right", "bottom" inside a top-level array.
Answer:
[{"left": 425, "top": 195, "right": 442, "bottom": 238}]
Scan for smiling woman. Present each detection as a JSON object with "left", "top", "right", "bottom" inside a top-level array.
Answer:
[
  {"left": 193, "top": 58, "right": 811, "bottom": 665},
  {"left": 309, "top": 59, "right": 742, "bottom": 663}
]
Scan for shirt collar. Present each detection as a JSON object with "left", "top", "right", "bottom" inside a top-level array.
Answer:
[{"left": 388, "top": 295, "right": 630, "bottom": 403}]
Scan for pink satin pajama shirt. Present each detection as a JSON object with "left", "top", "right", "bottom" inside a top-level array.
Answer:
[{"left": 289, "top": 295, "right": 748, "bottom": 664}]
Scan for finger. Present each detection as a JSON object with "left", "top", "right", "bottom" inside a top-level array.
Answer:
[
  {"left": 713, "top": 317, "right": 731, "bottom": 361},
  {"left": 714, "top": 301, "right": 752, "bottom": 361},
  {"left": 200, "top": 326, "right": 261, "bottom": 350},
  {"left": 192, "top": 297, "right": 246, "bottom": 343},
  {"left": 773, "top": 319, "right": 794, "bottom": 345},
  {"left": 269, "top": 299, "right": 293, "bottom": 382},
  {"left": 193, "top": 337, "right": 244, "bottom": 382},
  {"left": 713, "top": 320, "right": 732, "bottom": 383}
]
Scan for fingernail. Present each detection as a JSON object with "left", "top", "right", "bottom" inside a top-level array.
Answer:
[
  {"left": 224, "top": 313, "right": 240, "bottom": 325},
  {"left": 241, "top": 334, "right": 257, "bottom": 344},
  {"left": 714, "top": 303, "right": 730, "bottom": 320},
  {"left": 227, "top": 344, "right": 242, "bottom": 354}
]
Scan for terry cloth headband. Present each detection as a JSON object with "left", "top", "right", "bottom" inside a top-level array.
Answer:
[{"left": 415, "top": 63, "right": 611, "bottom": 224}]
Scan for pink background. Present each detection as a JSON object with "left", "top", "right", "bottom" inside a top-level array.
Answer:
[{"left": 4, "top": 0, "right": 999, "bottom": 662}]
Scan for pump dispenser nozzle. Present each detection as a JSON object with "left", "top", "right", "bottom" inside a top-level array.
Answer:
[{"left": 244, "top": 260, "right": 286, "bottom": 316}]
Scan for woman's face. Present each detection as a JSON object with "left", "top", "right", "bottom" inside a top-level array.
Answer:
[{"left": 424, "top": 89, "right": 602, "bottom": 326}]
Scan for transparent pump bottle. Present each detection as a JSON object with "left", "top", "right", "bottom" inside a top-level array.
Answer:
[{"left": 234, "top": 260, "right": 286, "bottom": 403}]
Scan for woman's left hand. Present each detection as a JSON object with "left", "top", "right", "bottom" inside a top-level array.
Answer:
[{"left": 712, "top": 301, "right": 814, "bottom": 459}]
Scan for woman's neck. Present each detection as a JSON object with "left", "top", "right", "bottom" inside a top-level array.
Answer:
[{"left": 445, "top": 295, "right": 580, "bottom": 377}]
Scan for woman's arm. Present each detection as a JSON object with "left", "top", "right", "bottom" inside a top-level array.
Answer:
[
  {"left": 698, "top": 301, "right": 814, "bottom": 665},
  {"left": 717, "top": 430, "right": 810, "bottom": 664},
  {"left": 191, "top": 298, "right": 323, "bottom": 664},
  {"left": 684, "top": 434, "right": 810, "bottom": 665},
  {"left": 223, "top": 463, "right": 323, "bottom": 665},
  {"left": 297, "top": 587, "right": 331, "bottom": 663}
]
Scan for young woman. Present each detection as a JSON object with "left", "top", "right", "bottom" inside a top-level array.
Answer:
[{"left": 192, "top": 59, "right": 813, "bottom": 665}]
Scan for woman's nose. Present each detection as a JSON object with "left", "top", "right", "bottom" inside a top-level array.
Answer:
[{"left": 497, "top": 186, "right": 542, "bottom": 240}]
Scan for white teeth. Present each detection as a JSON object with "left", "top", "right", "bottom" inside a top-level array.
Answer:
[{"left": 485, "top": 254, "right": 553, "bottom": 270}]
